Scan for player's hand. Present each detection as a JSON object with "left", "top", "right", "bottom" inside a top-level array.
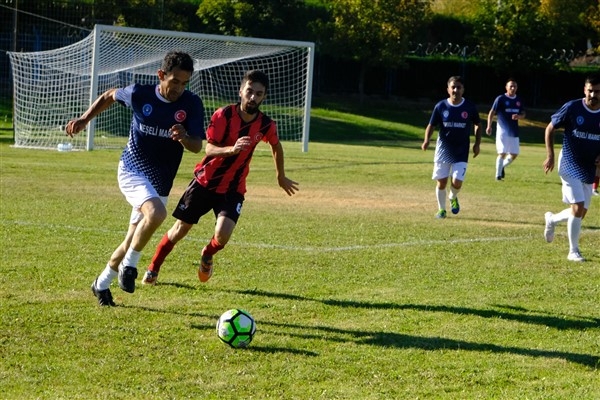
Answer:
[
  {"left": 65, "top": 118, "right": 86, "bottom": 138},
  {"left": 472, "top": 143, "right": 480, "bottom": 158},
  {"left": 169, "top": 124, "right": 188, "bottom": 141},
  {"left": 231, "top": 136, "right": 253, "bottom": 154},
  {"left": 421, "top": 141, "right": 429, "bottom": 151},
  {"left": 543, "top": 156, "right": 554, "bottom": 174},
  {"left": 485, "top": 126, "right": 492, "bottom": 136},
  {"left": 278, "top": 176, "right": 299, "bottom": 196}
]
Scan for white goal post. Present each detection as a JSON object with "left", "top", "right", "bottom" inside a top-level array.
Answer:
[{"left": 8, "top": 24, "right": 315, "bottom": 152}]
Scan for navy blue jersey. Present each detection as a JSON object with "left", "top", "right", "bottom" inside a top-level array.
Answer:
[
  {"left": 429, "top": 98, "right": 480, "bottom": 163},
  {"left": 115, "top": 84, "right": 205, "bottom": 196},
  {"left": 491, "top": 94, "right": 524, "bottom": 137},
  {"left": 551, "top": 99, "right": 600, "bottom": 184}
]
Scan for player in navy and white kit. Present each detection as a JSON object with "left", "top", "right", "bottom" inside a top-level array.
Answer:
[
  {"left": 65, "top": 51, "right": 205, "bottom": 305},
  {"left": 422, "top": 76, "right": 482, "bottom": 219},
  {"left": 543, "top": 74, "right": 600, "bottom": 262},
  {"left": 486, "top": 79, "right": 526, "bottom": 180}
]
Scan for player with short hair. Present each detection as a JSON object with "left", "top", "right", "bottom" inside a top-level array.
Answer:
[
  {"left": 422, "top": 75, "right": 482, "bottom": 219},
  {"left": 486, "top": 79, "right": 526, "bottom": 180},
  {"left": 543, "top": 74, "right": 600, "bottom": 262},
  {"left": 65, "top": 51, "right": 205, "bottom": 305},
  {"left": 142, "top": 70, "right": 298, "bottom": 285}
]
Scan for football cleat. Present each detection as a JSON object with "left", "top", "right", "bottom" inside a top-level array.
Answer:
[
  {"left": 450, "top": 197, "right": 460, "bottom": 214},
  {"left": 435, "top": 209, "right": 447, "bottom": 219},
  {"left": 91, "top": 279, "right": 116, "bottom": 307},
  {"left": 141, "top": 270, "right": 158, "bottom": 286},
  {"left": 567, "top": 250, "right": 585, "bottom": 262},
  {"left": 198, "top": 254, "right": 214, "bottom": 283},
  {"left": 118, "top": 264, "right": 138, "bottom": 293}
]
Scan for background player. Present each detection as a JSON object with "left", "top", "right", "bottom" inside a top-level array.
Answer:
[
  {"left": 486, "top": 79, "right": 526, "bottom": 181},
  {"left": 422, "top": 75, "right": 482, "bottom": 219}
]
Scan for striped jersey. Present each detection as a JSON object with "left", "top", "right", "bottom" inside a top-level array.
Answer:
[
  {"left": 115, "top": 84, "right": 205, "bottom": 197},
  {"left": 194, "top": 104, "right": 279, "bottom": 194},
  {"left": 491, "top": 93, "right": 524, "bottom": 137},
  {"left": 552, "top": 98, "right": 600, "bottom": 184},
  {"left": 429, "top": 98, "right": 480, "bottom": 163}
]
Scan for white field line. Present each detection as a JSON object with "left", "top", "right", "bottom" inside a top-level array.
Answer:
[{"left": 0, "top": 219, "right": 560, "bottom": 253}]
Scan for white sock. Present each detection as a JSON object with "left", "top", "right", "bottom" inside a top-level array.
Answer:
[
  {"left": 551, "top": 208, "right": 572, "bottom": 224},
  {"left": 502, "top": 156, "right": 514, "bottom": 168},
  {"left": 449, "top": 186, "right": 460, "bottom": 200},
  {"left": 495, "top": 155, "right": 504, "bottom": 177},
  {"left": 436, "top": 187, "right": 446, "bottom": 210},
  {"left": 95, "top": 264, "right": 118, "bottom": 291},
  {"left": 121, "top": 248, "right": 141, "bottom": 269},
  {"left": 567, "top": 215, "right": 582, "bottom": 252}
]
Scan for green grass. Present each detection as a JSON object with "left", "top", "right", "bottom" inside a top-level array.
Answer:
[{"left": 1, "top": 98, "right": 599, "bottom": 399}]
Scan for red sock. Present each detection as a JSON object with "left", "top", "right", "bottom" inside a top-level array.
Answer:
[
  {"left": 593, "top": 175, "right": 599, "bottom": 190},
  {"left": 202, "top": 236, "right": 224, "bottom": 257},
  {"left": 148, "top": 233, "right": 175, "bottom": 274}
]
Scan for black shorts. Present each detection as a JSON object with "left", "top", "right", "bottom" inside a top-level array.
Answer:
[{"left": 172, "top": 179, "right": 244, "bottom": 225}]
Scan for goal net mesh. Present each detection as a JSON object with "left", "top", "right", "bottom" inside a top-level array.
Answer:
[{"left": 8, "top": 25, "right": 314, "bottom": 151}]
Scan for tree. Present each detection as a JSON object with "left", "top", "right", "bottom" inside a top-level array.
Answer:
[
  {"left": 473, "top": 0, "right": 559, "bottom": 73},
  {"left": 324, "top": 0, "right": 431, "bottom": 100},
  {"left": 195, "top": 0, "right": 322, "bottom": 41}
]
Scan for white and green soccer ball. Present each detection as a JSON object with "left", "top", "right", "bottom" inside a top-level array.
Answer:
[{"left": 216, "top": 309, "right": 256, "bottom": 348}]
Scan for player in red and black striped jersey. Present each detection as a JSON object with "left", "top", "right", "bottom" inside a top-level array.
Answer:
[{"left": 143, "top": 70, "right": 299, "bottom": 285}]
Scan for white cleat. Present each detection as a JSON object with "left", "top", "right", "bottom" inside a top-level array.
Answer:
[{"left": 567, "top": 250, "right": 585, "bottom": 262}]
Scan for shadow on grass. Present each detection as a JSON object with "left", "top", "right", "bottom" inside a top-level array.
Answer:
[{"left": 222, "top": 288, "right": 600, "bottom": 368}]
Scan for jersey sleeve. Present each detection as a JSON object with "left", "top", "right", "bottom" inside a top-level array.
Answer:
[
  {"left": 206, "top": 107, "right": 228, "bottom": 145},
  {"left": 114, "top": 84, "right": 136, "bottom": 108},
  {"left": 550, "top": 102, "right": 570, "bottom": 129},
  {"left": 263, "top": 120, "right": 279, "bottom": 146},
  {"left": 185, "top": 95, "right": 206, "bottom": 139}
]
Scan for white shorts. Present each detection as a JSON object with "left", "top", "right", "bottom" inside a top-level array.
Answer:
[
  {"left": 432, "top": 161, "right": 468, "bottom": 182},
  {"left": 118, "top": 162, "right": 168, "bottom": 224},
  {"left": 496, "top": 128, "right": 520, "bottom": 154},
  {"left": 559, "top": 174, "right": 593, "bottom": 209}
]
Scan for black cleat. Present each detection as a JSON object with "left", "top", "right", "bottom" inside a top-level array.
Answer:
[
  {"left": 501, "top": 167, "right": 505, "bottom": 179},
  {"left": 91, "top": 279, "right": 116, "bottom": 306},
  {"left": 118, "top": 265, "right": 138, "bottom": 293}
]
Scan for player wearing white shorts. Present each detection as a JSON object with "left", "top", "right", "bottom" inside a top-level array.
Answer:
[
  {"left": 65, "top": 51, "right": 205, "bottom": 305},
  {"left": 543, "top": 74, "right": 600, "bottom": 262},
  {"left": 422, "top": 76, "right": 482, "bottom": 219},
  {"left": 486, "top": 79, "right": 526, "bottom": 181}
]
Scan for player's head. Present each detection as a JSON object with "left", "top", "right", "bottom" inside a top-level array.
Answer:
[
  {"left": 584, "top": 74, "right": 600, "bottom": 110},
  {"left": 157, "top": 51, "right": 194, "bottom": 102},
  {"left": 239, "top": 70, "right": 269, "bottom": 115},
  {"left": 446, "top": 76, "right": 465, "bottom": 103},
  {"left": 505, "top": 79, "right": 518, "bottom": 96}
]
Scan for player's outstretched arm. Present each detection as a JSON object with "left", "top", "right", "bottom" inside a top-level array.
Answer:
[
  {"left": 65, "top": 89, "right": 118, "bottom": 137},
  {"left": 271, "top": 141, "right": 298, "bottom": 196}
]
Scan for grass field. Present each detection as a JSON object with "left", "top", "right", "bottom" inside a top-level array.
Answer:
[{"left": 1, "top": 98, "right": 599, "bottom": 399}]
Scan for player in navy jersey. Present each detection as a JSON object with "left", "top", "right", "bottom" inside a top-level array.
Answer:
[
  {"left": 142, "top": 70, "right": 298, "bottom": 285},
  {"left": 543, "top": 74, "right": 600, "bottom": 262},
  {"left": 65, "top": 51, "right": 205, "bottom": 305},
  {"left": 486, "top": 79, "right": 526, "bottom": 180},
  {"left": 422, "top": 76, "right": 482, "bottom": 219}
]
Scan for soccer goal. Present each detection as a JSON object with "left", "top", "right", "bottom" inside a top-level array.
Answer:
[{"left": 8, "top": 24, "right": 315, "bottom": 151}]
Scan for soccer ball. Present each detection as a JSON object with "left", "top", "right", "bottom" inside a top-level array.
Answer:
[{"left": 216, "top": 309, "right": 256, "bottom": 348}]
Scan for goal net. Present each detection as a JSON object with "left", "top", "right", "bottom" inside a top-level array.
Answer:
[{"left": 8, "top": 24, "right": 314, "bottom": 151}]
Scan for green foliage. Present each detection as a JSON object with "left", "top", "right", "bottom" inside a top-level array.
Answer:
[
  {"left": 326, "top": 0, "right": 431, "bottom": 67},
  {"left": 196, "top": 0, "right": 320, "bottom": 40},
  {"left": 473, "top": 0, "right": 558, "bottom": 72}
]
